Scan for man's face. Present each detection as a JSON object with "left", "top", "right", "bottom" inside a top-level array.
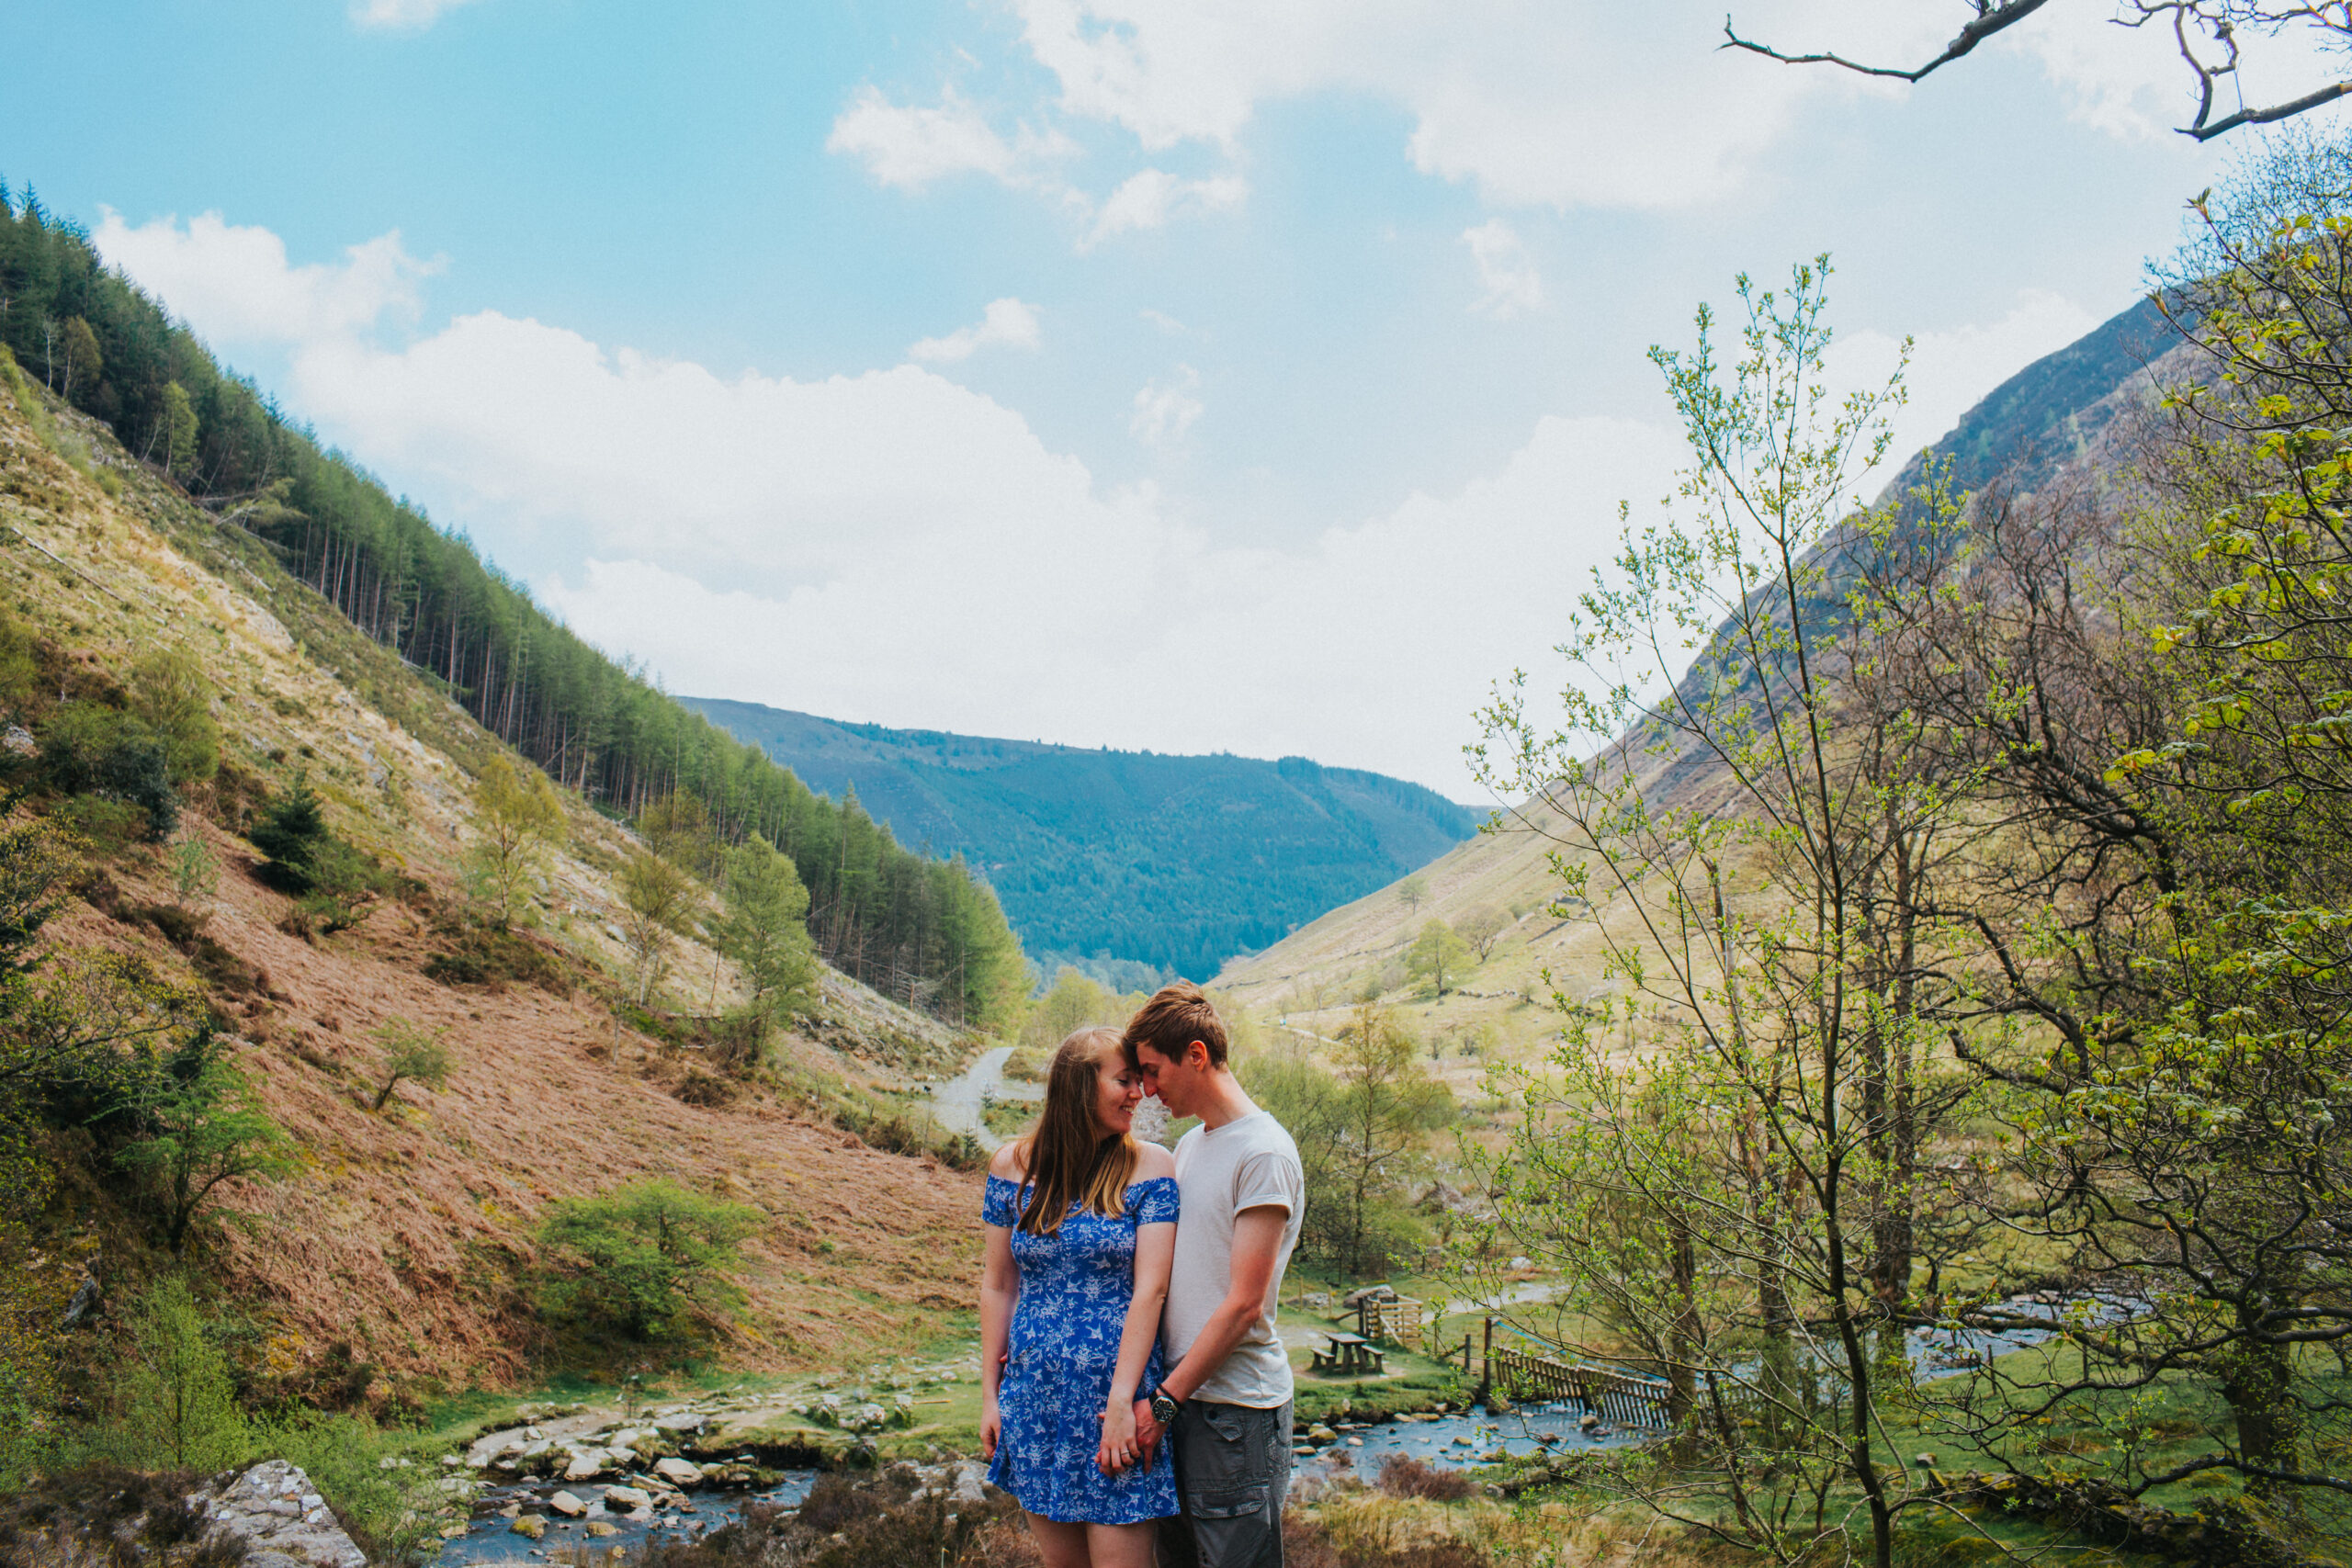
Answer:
[{"left": 1134, "top": 1040, "right": 1201, "bottom": 1116}]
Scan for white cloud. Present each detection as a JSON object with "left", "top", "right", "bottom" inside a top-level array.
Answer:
[
  {"left": 349, "top": 0, "right": 480, "bottom": 28},
  {"left": 1086, "top": 168, "right": 1250, "bottom": 245},
  {"left": 910, "top": 298, "right": 1045, "bottom": 363},
  {"left": 90, "top": 209, "right": 2110, "bottom": 795},
  {"left": 1130, "top": 365, "right": 1204, "bottom": 446},
  {"left": 94, "top": 209, "right": 440, "bottom": 344},
  {"left": 825, "top": 85, "right": 1077, "bottom": 190},
  {"left": 1462, "top": 220, "right": 1542, "bottom": 319},
  {"left": 1005, "top": 0, "right": 1955, "bottom": 209}
]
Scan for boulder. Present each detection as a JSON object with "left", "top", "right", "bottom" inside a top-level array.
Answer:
[
  {"left": 188, "top": 1460, "right": 367, "bottom": 1568},
  {"left": 654, "top": 1457, "right": 704, "bottom": 1486},
  {"left": 1306, "top": 1426, "right": 1338, "bottom": 1444},
  {"left": 509, "top": 1516, "right": 546, "bottom": 1540},
  {"left": 562, "top": 1449, "right": 610, "bottom": 1482},
  {"left": 586, "top": 1521, "right": 619, "bottom": 1537},
  {"left": 548, "top": 1491, "right": 587, "bottom": 1518},
  {"left": 604, "top": 1485, "right": 653, "bottom": 1511}
]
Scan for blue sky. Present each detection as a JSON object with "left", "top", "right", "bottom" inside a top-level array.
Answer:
[{"left": 4, "top": 1, "right": 2333, "bottom": 795}]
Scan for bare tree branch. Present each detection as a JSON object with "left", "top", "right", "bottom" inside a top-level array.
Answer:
[
  {"left": 1725, "top": 0, "right": 2352, "bottom": 142},
  {"left": 1721, "top": 0, "right": 2058, "bottom": 84}
]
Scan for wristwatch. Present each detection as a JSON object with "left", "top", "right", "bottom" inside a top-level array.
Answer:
[{"left": 1149, "top": 1387, "right": 1180, "bottom": 1428}]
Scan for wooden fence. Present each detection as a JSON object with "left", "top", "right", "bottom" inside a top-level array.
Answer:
[
  {"left": 1488, "top": 1346, "right": 1677, "bottom": 1429},
  {"left": 1358, "top": 1294, "right": 1424, "bottom": 1348}
]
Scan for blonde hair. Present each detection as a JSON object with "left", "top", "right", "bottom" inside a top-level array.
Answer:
[{"left": 1011, "top": 1026, "right": 1141, "bottom": 1236}]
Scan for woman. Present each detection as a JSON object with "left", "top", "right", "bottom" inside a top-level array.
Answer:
[{"left": 981, "top": 1026, "right": 1179, "bottom": 1567}]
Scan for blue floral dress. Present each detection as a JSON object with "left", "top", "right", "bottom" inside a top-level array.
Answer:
[{"left": 985, "top": 1173, "right": 1181, "bottom": 1523}]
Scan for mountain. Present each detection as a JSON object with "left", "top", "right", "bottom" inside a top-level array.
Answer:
[
  {"left": 680, "top": 698, "right": 1479, "bottom": 980},
  {"left": 1215, "top": 288, "right": 2191, "bottom": 1040}
]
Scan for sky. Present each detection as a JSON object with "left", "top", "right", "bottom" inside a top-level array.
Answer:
[{"left": 3, "top": 1, "right": 2335, "bottom": 799}]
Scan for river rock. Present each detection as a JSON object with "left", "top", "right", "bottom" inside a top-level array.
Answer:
[
  {"left": 509, "top": 1516, "right": 546, "bottom": 1540},
  {"left": 1307, "top": 1425, "right": 1338, "bottom": 1444},
  {"left": 548, "top": 1491, "right": 587, "bottom": 1518},
  {"left": 587, "top": 1521, "right": 618, "bottom": 1537},
  {"left": 655, "top": 1457, "right": 704, "bottom": 1485},
  {"left": 189, "top": 1460, "right": 367, "bottom": 1568},
  {"left": 563, "top": 1449, "right": 611, "bottom": 1481},
  {"left": 604, "top": 1485, "right": 653, "bottom": 1511},
  {"left": 654, "top": 1411, "right": 710, "bottom": 1434}
]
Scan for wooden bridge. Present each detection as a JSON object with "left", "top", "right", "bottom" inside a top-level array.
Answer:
[{"left": 1488, "top": 1346, "right": 1679, "bottom": 1429}]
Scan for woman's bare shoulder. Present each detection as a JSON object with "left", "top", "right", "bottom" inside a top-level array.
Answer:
[
  {"left": 1133, "top": 1142, "right": 1176, "bottom": 1179},
  {"left": 988, "top": 1143, "right": 1026, "bottom": 1179}
]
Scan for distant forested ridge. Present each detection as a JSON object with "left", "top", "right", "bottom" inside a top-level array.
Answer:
[
  {"left": 680, "top": 698, "right": 1479, "bottom": 979},
  {"left": 0, "top": 180, "right": 1023, "bottom": 1028}
]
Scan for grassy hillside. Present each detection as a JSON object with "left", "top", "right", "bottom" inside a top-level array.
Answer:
[
  {"left": 685, "top": 697, "right": 1477, "bottom": 979},
  {"left": 0, "top": 368, "right": 992, "bottom": 1403},
  {"left": 1218, "top": 288, "right": 2190, "bottom": 1065},
  {"left": 0, "top": 188, "right": 1024, "bottom": 1031}
]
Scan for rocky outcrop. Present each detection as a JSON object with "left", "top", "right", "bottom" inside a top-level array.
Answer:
[{"left": 189, "top": 1461, "right": 366, "bottom": 1568}]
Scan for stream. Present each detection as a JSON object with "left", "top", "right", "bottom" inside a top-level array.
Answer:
[{"left": 437, "top": 1472, "right": 820, "bottom": 1564}]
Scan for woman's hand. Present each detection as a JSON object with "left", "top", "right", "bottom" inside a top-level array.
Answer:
[
  {"left": 981, "top": 1392, "right": 1001, "bottom": 1461},
  {"left": 1096, "top": 1398, "right": 1139, "bottom": 1475}
]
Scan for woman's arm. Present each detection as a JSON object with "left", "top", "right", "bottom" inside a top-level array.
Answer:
[
  {"left": 1097, "top": 1219, "right": 1174, "bottom": 1474},
  {"left": 979, "top": 1220, "right": 1018, "bottom": 1459}
]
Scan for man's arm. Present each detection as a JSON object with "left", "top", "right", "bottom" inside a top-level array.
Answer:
[{"left": 1157, "top": 1204, "right": 1288, "bottom": 1404}]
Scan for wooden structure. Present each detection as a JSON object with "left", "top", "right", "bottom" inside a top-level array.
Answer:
[
  {"left": 1311, "top": 1331, "right": 1386, "bottom": 1376},
  {"left": 1357, "top": 1293, "right": 1424, "bottom": 1348},
  {"left": 1488, "top": 1346, "right": 1676, "bottom": 1429}
]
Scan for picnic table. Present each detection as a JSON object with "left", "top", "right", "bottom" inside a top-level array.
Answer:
[{"left": 1311, "top": 1331, "right": 1386, "bottom": 1376}]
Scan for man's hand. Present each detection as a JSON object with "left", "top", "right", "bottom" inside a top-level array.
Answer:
[{"left": 1132, "top": 1398, "right": 1165, "bottom": 1464}]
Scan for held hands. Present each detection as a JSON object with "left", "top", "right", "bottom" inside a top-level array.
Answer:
[
  {"left": 1132, "top": 1398, "right": 1165, "bottom": 1462},
  {"left": 1096, "top": 1399, "right": 1140, "bottom": 1475}
]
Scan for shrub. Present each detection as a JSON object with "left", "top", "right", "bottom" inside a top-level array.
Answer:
[
  {"left": 167, "top": 831, "right": 220, "bottom": 907},
  {"left": 461, "top": 756, "right": 564, "bottom": 931},
  {"left": 1374, "top": 1453, "right": 1476, "bottom": 1502},
  {"left": 0, "top": 1463, "right": 243, "bottom": 1568},
  {"left": 257, "top": 1410, "right": 449, "bottom": 1567},
  {"left": 37, "top": 703, "right": 177, "bottom": 840},
  {"left": 112, "top": 1043, "right": 296, "bottom": 1254},
  {"left": 125, "top": 649, "right": 220, "bottom": 787},
  {"left": 536, "top": 1179, "right": 763, "bottom": 1340}
]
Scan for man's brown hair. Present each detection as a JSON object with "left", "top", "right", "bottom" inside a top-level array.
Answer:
[{"left": 1122, "top": 981, "right": 1229, "bottom": 1069}]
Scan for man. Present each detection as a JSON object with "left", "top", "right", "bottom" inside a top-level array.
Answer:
[{"left": 1121, "top": 982, "right": 1305, "bottom": 1568}]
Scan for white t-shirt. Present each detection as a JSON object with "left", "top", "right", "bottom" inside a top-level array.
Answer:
[{"left": 1162, "top": 1109, "right": 1305, "bottom": 1408}]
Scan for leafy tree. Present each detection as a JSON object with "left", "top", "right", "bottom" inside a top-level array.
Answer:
[
  {"left": 368, "top": 1016, "right": 453, "bottom": 1112},
  {"left": 712, "top": 834, "right": 815, "bottom": 1051},
  {"left": 1021, "top": 966, "right": 1119, "bottom": 1052},
  {"left": 57, "top": 315, "right": 99, "bottom": 403},
  {"left": 618, "top": 847, "right": 695, "bottom": 1005},
  {"left": 158, "top": 381, "right": 198, "bottom": 483},
  {"left": 1395, "top": 874, "right": 1427, "bottom": 912},
  {"left": 463, "top": 755, "right": 564, "bottom": 930},
  {"left": 113, "top": 1044, "right": 296, "bottom": 1254},
  {"left": 536, "top": 1179, "right": 763, "bottom": 1340},
  {"left": 1469, "top": 260, "right": 1953, "bottom": 1568},
  {"left": 640, "top": 789, "right": 718, "bottom": 878},
  {"left": 1456, "top": 905, "right": 1508, "bottom": 962},
  {"left": 117, "top": 1276, "right": 248, "bottom": 1472},
  {"left": 126, "top": 648, "right": 220, "bottom": 786},
  {"left": 1404, "top": 919, "right": 1470, "bottom": 998}
]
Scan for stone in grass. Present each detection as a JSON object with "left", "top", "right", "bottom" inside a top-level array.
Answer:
[
  {"left": 549, "top": 1491, "right": 588, "bottom": 1518},
  {"left": 509, "top": 1516, "right": 547, "bottom": 1540}
]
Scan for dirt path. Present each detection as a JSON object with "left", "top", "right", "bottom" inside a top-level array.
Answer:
[{"left": 933, "top": 1044, "right": 1016, "bottom": 1151}]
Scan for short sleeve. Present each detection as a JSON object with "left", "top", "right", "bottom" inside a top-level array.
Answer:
[
  {"left": 1132, "top": 1176, "right": 1179, "bottom": 1225},
  {"left": 1233, "top": 1148, "right": 1300, "bottom": 1216},
  {"left": 983, "top": 1174, "right": 1021, "bottom": 1228}
]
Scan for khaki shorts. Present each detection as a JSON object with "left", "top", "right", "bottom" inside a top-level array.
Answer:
[{"left": 1154, "top": 1398, "right": 1293, "bottom": 1568}]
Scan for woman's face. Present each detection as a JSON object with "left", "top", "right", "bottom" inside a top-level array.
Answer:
[{"left": 1091, "top": 1047, "right": 1144, "bottom": 1136}]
